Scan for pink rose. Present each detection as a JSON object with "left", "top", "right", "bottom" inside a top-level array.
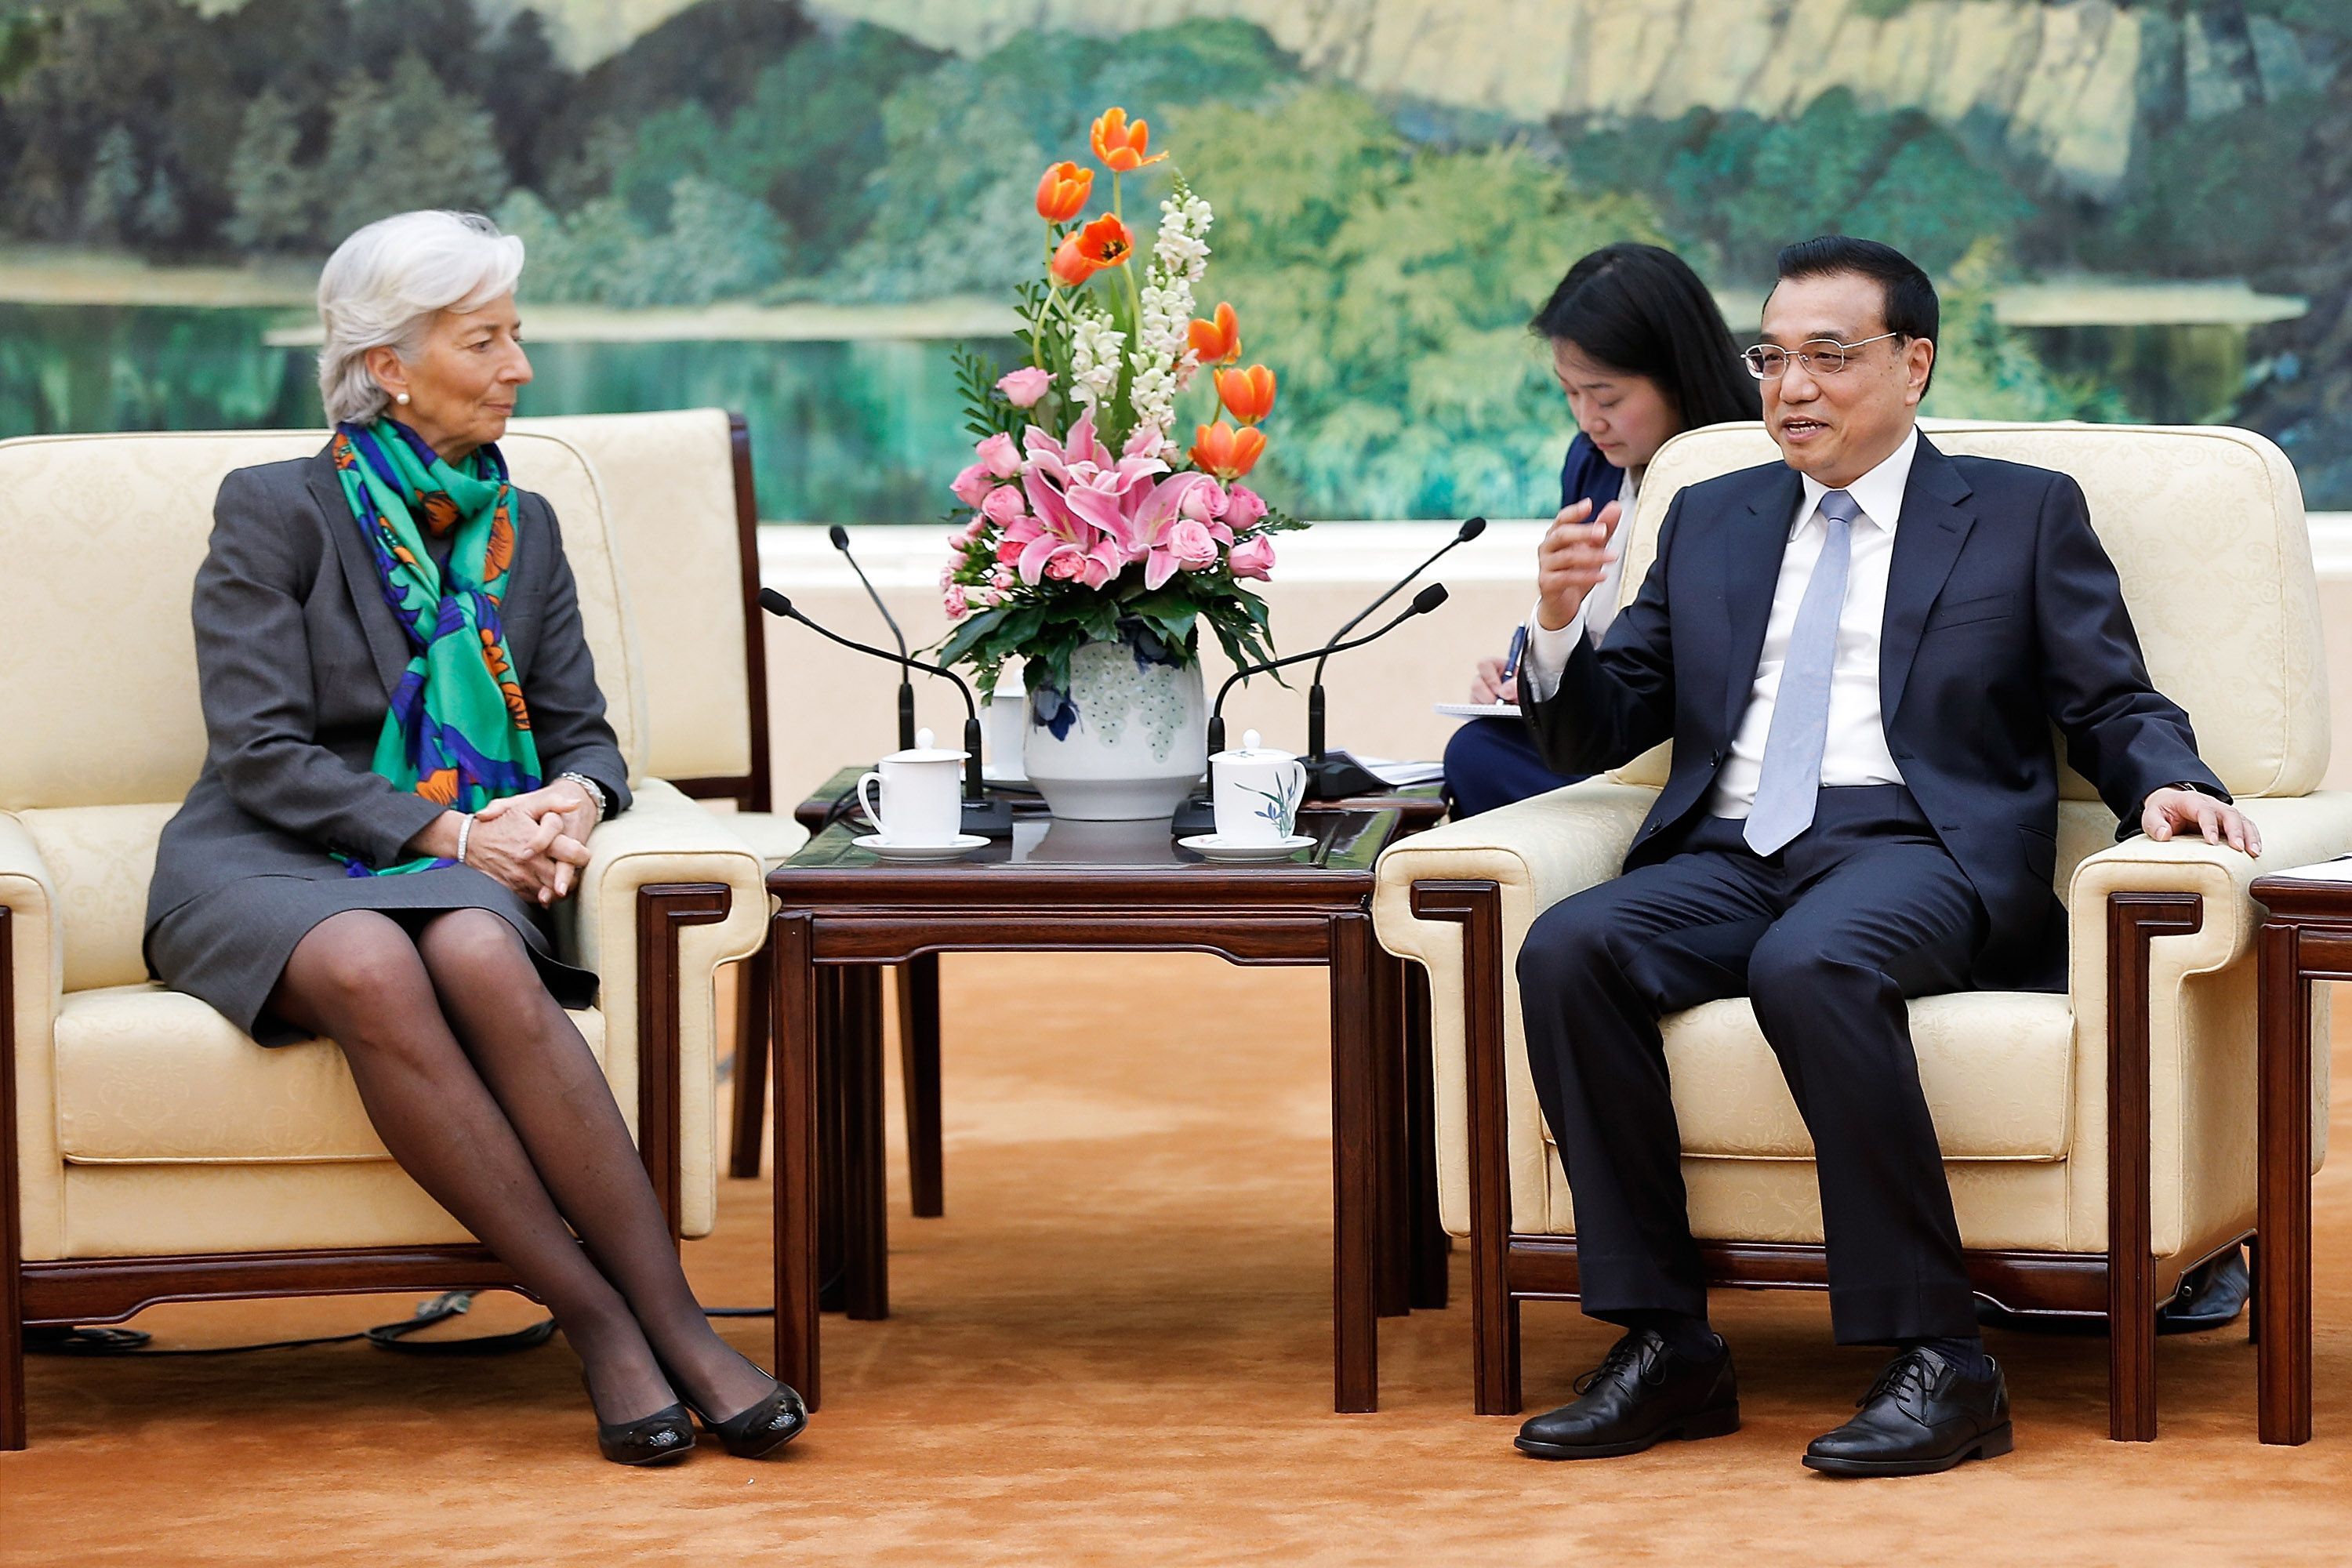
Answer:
[
  {"left": 1179, "top": 479, "right": 1227, "bottom": 521},
  {"left": 1168, "top": 518, "right": 1220, "bottom": 572},
  {"left": 1223, "top": 484, "right": 1266, "bottom": 532},
  {"left": 1229, "top": 532, "right": 1276, "bottom": 581},
  {"left": 943, "top": 583, "right": 969, "bottom": 619},
  {"left": 1042, "top": 550, "right": 1085, "bottom": 581},
  {"left": 996, "top": 367, "right": 1053, "bottom": 408},
  {"left": 951, "top": 463, "right": 993, "bottom": 507},
  {"left": 979, "top": 484, "right": 1027, "bottom": 526},
  {"left": 976, "top": 430, "right": 1023, "bottom": 478}
]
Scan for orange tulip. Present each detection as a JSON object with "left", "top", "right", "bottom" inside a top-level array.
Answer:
[
  {"left": 1215, "top": 363, "right": 1277, "bottom": 425},
  {"left": 1187, "top": 302, "right": 1240, "bottom": 365},
  {"left": 1090, "top": 107, "right": 1168, "bottom": 173},
  {"left": 1035, "top": 160, "right": 1092, "bottom": 223},
  {"left": 1191, "top": 420, "right": 1265, "bottom": 481},
  {"left": 1049, "top": 231, "right": 1098, "bottom": 286},
  {"left": 1073, "top": 212, "right": 1133, "bottom": 267}
]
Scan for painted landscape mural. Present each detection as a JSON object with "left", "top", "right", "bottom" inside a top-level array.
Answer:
[{"left": 1, "top": 0, "right": 2347, "bottom": 518}]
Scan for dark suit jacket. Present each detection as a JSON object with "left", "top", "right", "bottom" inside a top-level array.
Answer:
[
  {"left": 144, "top": 444, "right": 633, "bottom": 935},
  {"left": 1523, "top": 433, "right": 2224, "bottom": 989},
  {"left": 1559, "top": 431, "right": 1624, "bottom": 517}
]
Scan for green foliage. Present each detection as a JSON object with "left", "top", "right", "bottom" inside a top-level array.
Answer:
[
  {"left": 2089, "top": 96, "right": 2325, "bottom": 277},
  {"left": 495, "top": 176, "right": 786, "bottom": 307},
  {"left": 1922, "top": 241, "right": 2132, "bottom": 423},
  {"left": 319, "top": 53, "right": 510, "bottom": 241},
  {"left": 1572, "top": 93, "right": 2033, "bottom": 276},
  {"left": 225, "top": 89, "right": 314, "bottom": 252},
  {"left": 78, "top": 125, "right": 140, "bottom": 244}
]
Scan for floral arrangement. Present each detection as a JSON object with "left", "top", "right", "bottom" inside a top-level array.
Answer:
[{"left": 935, "top": 107, "right": 1305, "bottom": 702}]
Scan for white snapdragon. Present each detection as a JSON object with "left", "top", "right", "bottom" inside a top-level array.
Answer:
[
  {"left": 1069, "top": 303, "right": 1126, "bottom": 416},
  {"left": 1128, "top": 187, "right": 1215, "bottom": 458}
]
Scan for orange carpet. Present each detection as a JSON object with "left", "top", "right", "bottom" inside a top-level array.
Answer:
[{"left": 5, "top": 954, "right": 2349, "bottom": 1566}]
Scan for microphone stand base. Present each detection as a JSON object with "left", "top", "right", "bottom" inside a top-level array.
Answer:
[
  {"left": 1168, "top": 790, "right": 1218, "bottom": 839},
  {"left": 1305, "top": 750, "right": 1388, "bottom": 801},
  {"left": 960, "top": 796, "right": 1016, "bottom": 838}
]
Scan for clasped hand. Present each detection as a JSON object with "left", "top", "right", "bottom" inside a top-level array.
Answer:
[{"left": 470, "top": 780, "right": 598, "bottom": 906}]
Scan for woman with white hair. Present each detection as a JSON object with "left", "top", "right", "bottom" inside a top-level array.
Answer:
[{"left": 143, "top": 210, "right": 804, "bottom": 1466}]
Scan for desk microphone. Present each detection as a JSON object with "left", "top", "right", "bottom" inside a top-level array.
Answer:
[
  {"left": 1171, "top": 583, "right": 1451, "bottom": 836},
  {"left": 757, "top": 589, "right": 1014, "bottom": 837},
  {"left": 829, "top": 524, "right": 916, "bottom": 753},
  {"left": 1305, "top": 517, "right": 1483, "bottom": 798}
]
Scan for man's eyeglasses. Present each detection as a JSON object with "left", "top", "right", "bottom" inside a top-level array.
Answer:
[{"left": 1741, "top": 332, "right": 1903, "bottom": 380}]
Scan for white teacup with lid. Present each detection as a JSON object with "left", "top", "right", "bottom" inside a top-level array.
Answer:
[
  {"left": 1210, "top": 729, "right": 1307, "bottom": 845},
  {"left": 858, "top": 728, "right": 967, "bottom": 845}
]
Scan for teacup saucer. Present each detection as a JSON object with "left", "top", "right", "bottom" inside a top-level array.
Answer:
[
  {"left": 854, "top": 832, "right": 989, "bottom": 861},
  {"left": 1178, "top": 832, "right": 1316, "bottom": 863}
]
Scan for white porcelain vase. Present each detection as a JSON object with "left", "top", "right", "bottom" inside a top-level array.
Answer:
[{"left": 1022, "top": 633, "right": 1207, "bottom": 821}]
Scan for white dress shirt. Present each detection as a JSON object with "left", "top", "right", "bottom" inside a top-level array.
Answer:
[{"left": 1523, "top": 426, "right": 1918, "bottom": 818}]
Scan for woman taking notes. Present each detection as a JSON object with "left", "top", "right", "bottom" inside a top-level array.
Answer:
[
  {"left": 143, "top": 210, "right": 804, "bottom": 1466},
  {"left": 1443, "top": 244, "right": 1758, "bottom": 816}
]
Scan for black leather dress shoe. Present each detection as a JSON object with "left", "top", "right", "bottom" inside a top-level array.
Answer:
[
  {"left": 1802, "top": 1347, "right": 2011, "bottom": 1477},
  {"left": 1515, "top": 1329, "right": 1739, "bottom": 1460}
]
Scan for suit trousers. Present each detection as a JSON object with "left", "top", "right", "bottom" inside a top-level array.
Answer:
[{"left": 1515, "top": 785, "right": 1987, "bottom": 1343}]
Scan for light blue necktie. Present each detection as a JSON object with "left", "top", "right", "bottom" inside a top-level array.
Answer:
[{"left": 1744, "top": 488, "right": 1861, "bottom": 855}]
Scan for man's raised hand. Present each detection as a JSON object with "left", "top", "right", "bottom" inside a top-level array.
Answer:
[{"left": 1537, "top": 498, "right": 1622, "bottom": 632}]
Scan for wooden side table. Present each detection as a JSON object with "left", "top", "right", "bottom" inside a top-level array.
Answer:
[
  {"left": 2252, "top": 860, "right": 2352, "bottom": 1445},
  {"left": 742, "top": 766, "right": 1452, "bottom": 1316},
  {"left": 767, "top": 809, "right": 1404, "bottom": 1414}
]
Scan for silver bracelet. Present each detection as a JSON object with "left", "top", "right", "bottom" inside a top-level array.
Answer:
[
  {"left": 558, "top": 771, "right": 608, "bottom": 825},
  {"left": 455, "top": 812, "right": 475, "bottom": 866}
]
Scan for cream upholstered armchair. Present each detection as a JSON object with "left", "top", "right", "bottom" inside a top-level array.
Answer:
[
  {"left": 1372, "top": 421, "right": 2345, "bottom": 1440},
  {"left": 0, "top": 426, "right": 768, "bottom": 1449}
]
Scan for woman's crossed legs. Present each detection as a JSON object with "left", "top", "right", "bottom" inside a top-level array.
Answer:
[{"left": 268, "top": 909, "right": 774, "bottom": 1426}]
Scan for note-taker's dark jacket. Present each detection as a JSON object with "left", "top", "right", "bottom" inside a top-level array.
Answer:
[{"left": 1522, "top": 434, "right": 2224, "bottom": 989}]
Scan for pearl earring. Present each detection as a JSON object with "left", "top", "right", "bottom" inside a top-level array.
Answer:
[{"left": 394, "top": 392, "right": 411, "bottom": 406}]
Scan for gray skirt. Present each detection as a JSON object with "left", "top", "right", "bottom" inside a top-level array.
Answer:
[{"left": 146, "top": 862, "right": 598, "bottom": 1047}]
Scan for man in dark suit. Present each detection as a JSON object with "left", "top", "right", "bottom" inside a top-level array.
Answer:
[{"left": 1507, "top": 237, "right": 2259, "bottom": 1477}]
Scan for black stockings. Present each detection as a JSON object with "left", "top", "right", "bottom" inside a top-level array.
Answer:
[{"left": 268, "top": 909, "right": 771, "bottom": 1425}]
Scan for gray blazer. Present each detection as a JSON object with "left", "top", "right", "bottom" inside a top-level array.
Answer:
[{"left": 144, "top": 445, "right": 633, "bottom": 934}]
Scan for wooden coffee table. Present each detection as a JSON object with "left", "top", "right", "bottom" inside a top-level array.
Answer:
[
  {"left": 766, "top": 808, "right": 1406, "bottom": 1413},
  {"left": 733, "top": 767, "right": 1452, "bottom": 1322},
  {"left": 2252, "top": 858, "right": 2352, "bottom": 1445}
]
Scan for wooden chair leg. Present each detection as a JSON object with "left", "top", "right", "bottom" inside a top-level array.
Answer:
[
  {"left": 2, "top": 906, "right": 24, "bottom": 1450},
  {"left": 2258, "top": 920, "right": 2315, "bottom": 1443},
  {"left": 896, "top": 955, "right": 944, "bottom": 1218},
  {"left": 728, "top": 947, "right": 771, "bottom": 1179},
  {"left": 2107, "top": 892, "right": 2199, "bottom": 1442},
  {"left": 1410, "top": 880, "right": 1519, "bottom": 1414}
]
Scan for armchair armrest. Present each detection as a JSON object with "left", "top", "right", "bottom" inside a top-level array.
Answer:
[
  {"left": 1370, "top": 778, "right": 1654, "bottom": 967},
  {"left": 0, "top": 812, "right": 64, "bottom": 1265},
  {"left": 2069, "top": 793, "right": 2352, "bottom": 983},
  {"left": 564, "top": 779, "right": 768, "bottom": 1239},
  {"left": 1370, "top": 778, "right": 1658, "bottom": 1244}
]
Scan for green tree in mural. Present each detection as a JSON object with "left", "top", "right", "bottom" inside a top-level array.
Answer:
[
  {"left": 225, "top": 89, "right": 317, "bottom": 252},
  {"left": 319, "top": 53, "right": 509, "bottom": 244},
  {"left": 1923, "top": 241, "right": 2131, "bottom": 424},
  {"left": 78, "top": 125, "right": 142, "bottom": 245}
]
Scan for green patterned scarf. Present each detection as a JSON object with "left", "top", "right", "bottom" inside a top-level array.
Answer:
[{"left": 331, "top": 418, "right": 541, "bottom": 875}]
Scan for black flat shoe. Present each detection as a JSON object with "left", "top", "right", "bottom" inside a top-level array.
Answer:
[
  {"left": 1514, "top": 1328, "right": 1739, "bottom": 1461},
  {"left": 661, "top": 1351, "right": 808, "bottom": 1458},
  {"left": 1802, "top": 1347, "right": 2010, "bottom": 1478},
  {"left": 2158, "top": 1246, "right": 2250, "bottom": 1334},
  {"left": 588, "top": 1378, "right": 697, "bottom": 1467}
]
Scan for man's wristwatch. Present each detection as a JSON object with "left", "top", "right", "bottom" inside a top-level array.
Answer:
[{"left": 557, "top": 771, "right": 608, "bottom": 826}]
